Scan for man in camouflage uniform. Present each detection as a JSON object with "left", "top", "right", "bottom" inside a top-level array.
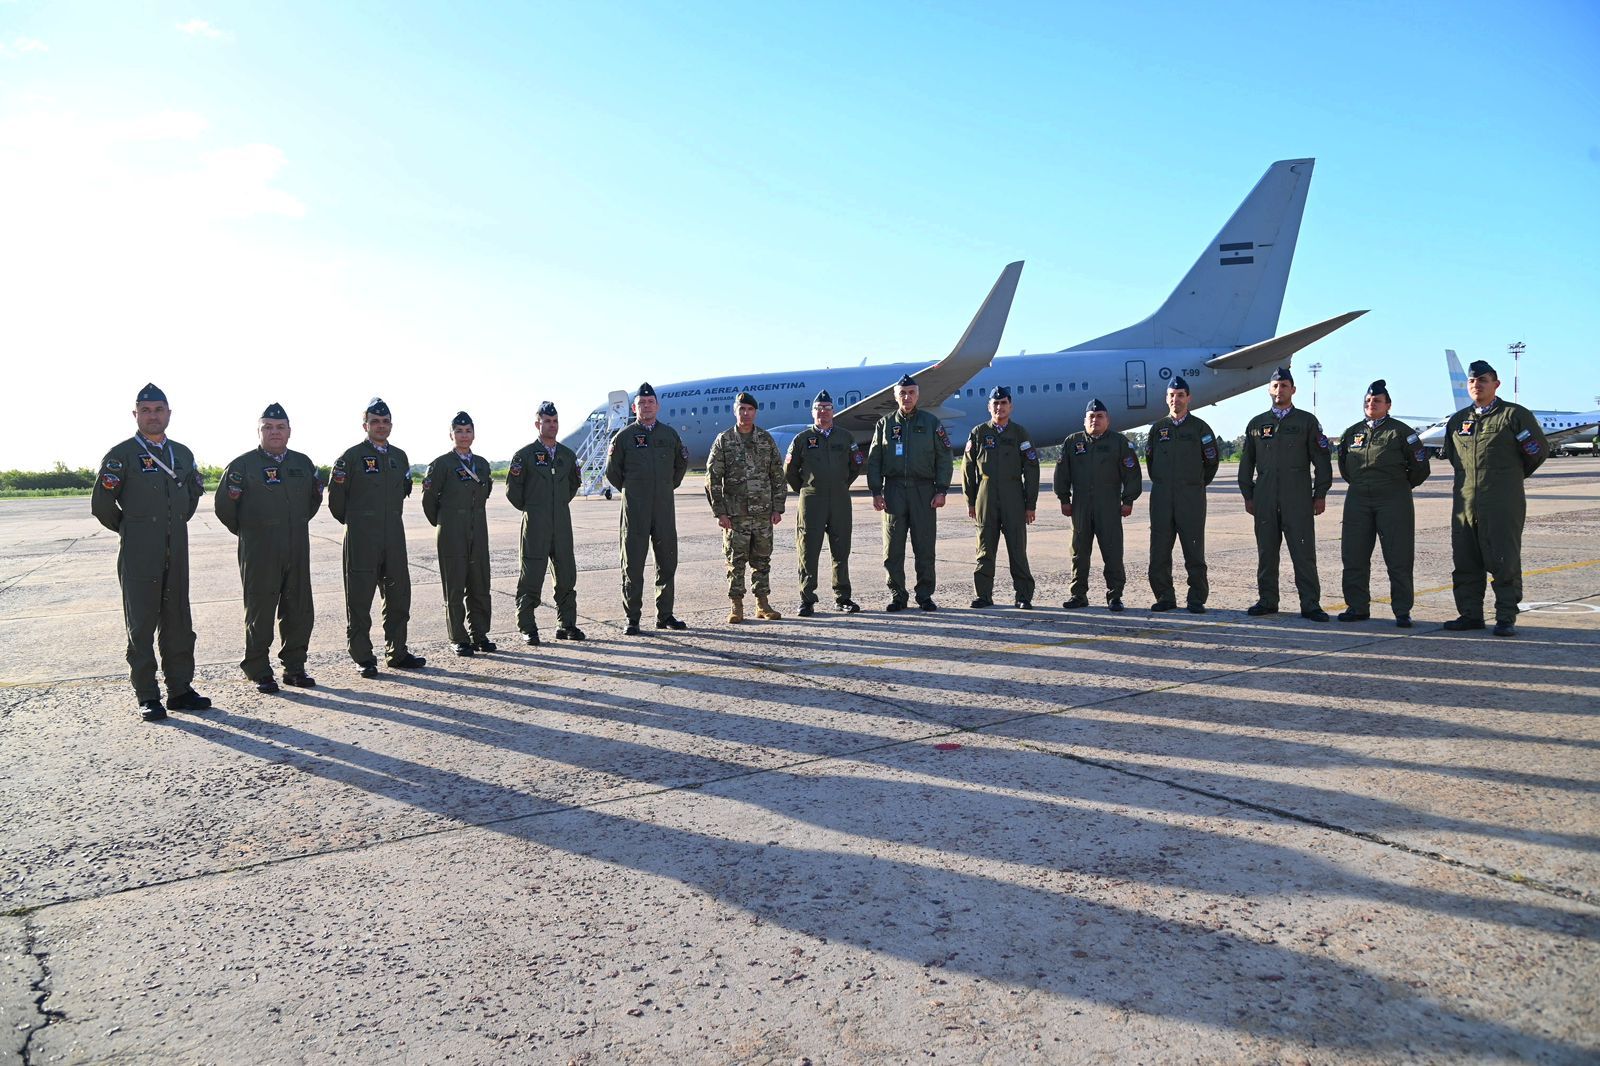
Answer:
[
  {"left": 867, "top": 374, "right": 954, "bottom": 611},
  {"left": 1054, "top": 398, "right": 1143, "bottom": 611},
  {"left": 784, "top": 389, "right": 865, "bottom": 616},
  {"left": 1337, "top": 379, "right": 1431, "bottom": 627},
  {"left": 1145, "top": 376, "right": 1220, "bottom": 613},
  {"left": 605, "top": 383, "right": 690, "bottom": 634},
  {"left": 962, "top": 386, "right": 1040, "bottom": 609},
  {"left": 1238, "top": 366, "right": 1333, "bottom": 621},
  {"left": 92, "top": 383, "right": 210, "bottom": 721},
  {"left": 707, "top": 392, "right": 787, "bottom": 623},
  {"left": 1442, "top": 359, "right": 1549, "bottom": 637},
  {"left": 422, "top": 411, "right": 496, "bottom": 656},
  {"left": 506, "top": 401, "right": 583, "bottom": 645},
  {"left": 214, "top": 402, "right": 323, "bottom": 694},
  {"left": 329, "top": 397, "right": 425, "bottom": 676}
]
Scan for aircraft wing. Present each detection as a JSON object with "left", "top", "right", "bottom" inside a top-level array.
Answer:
[
  {"left": 832, "top": 261, "right": 1024, "bottom": 435},
  {"left": 1546, "top": 418, "right": 1600, "bottom": 446},
  {"left": 1203, "top": 310, "right": 1368, "bottom": 371}
]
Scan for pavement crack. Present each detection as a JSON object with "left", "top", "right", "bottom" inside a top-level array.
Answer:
[{"left": 18, "top": 913, "right": 65, "bottom": 1065}]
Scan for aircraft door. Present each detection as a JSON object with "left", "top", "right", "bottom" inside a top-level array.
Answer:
[
  {"left": 1125, "top": 360, "right": 1147, "bottom": 410},
  {"left": 845, "top": 390, "right": 862, "bottom": 405}
]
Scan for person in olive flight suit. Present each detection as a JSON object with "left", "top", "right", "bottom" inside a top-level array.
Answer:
[
  {"left": 784, "top": 389, "right": 865, "bottom": 616},
  {"left": 1145, "top": 376, "right": 1220, "bottom": 613},
  {"left": 92, "top": 383, "right": 210, "bottom": 721},
  {"left": 506, "top": 401, "right": 583, "bottom": 645},
  {"left": 329, "top": 397, "right": 425, "bottom": 676},
  {"left": 422, "top": 411, "right": 496, "bottom": 657},
  {"left": 867, "top": 374, "right": 954, "bottom": 611},
  {"left": 1054, "top": 398, "right": 1143, "bottom": 611},
  {"left": 707, "top": 392, "right": 787, "bottom": 624},
  {"left": 1238, "top": 366, "right": 1334, "bottom": 621},
  {"left": 1337, "top": 379, "right": 1431, "bottom": 627},
  {"left": 1442, "top": 359, "right": 1549, "bottom": 637},
  {"left": 214, "top": 402, "right": 323, "bottom": 694},
  {"left": 605, "top": 383, "right": 689, "bottom": 634},
  {"left": 962, "top": 386, "right": 1040, "bottom": 609}
]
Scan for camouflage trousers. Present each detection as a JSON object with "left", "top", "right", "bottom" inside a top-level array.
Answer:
[{"left": 724, "top": 514, "right": 774, "bottom": 598}]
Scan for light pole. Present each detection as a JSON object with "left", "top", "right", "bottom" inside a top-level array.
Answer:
[
  {"left": 1508, "top": 341, "right": 1525, "bottom": 404},
  {"left": 1308, "top": 362, "right": 1323, "bottom": 414}
]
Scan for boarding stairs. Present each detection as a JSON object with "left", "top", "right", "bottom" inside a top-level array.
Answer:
[{"left": 575, "top": 390, "right": 632, "bottom": 497}]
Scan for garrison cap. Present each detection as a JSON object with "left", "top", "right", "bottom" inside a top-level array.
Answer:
[
  {"left": 896, "top": 373, "right": 918, "bottom": 388},
  {"left": 636, "top": 382, "right": 656, "bottom": 398},
  {"left": 261, "top": 402, "right": 288, "bottom": 420},
  {"left": 736, "top": 392, "right": 758, "bottom": 407},
  {"left": 1269, "top": 366, "right": 1294, "bottom": 383},
  {"left": 1085, "top": 398, "right": 1108, "bottom": 414},
  {"left": 1365, "top": 379, "right": 1390, "bottom": 399},
  {"left": 537, "top": 400, "right": 558, "bottom": 418},
  {"left": 136, "top": 383, "right": 167, "bottom": 404},
  {"left": 812, "top": 389, "right": 833, "bottom": 406},
  {"left": 451, "top": 410, "right": 473, "bottom": 427},
  {"left": 1168, "top": 376, "right": 1190, "bottom": 393},
  {"left": 1467, "top": 359, "right": 1497, "bottom": 378},
  {"left": 988, "top": 385, "right": 1011, "bottom": 401},
  {"left": 365, "top": 397, "right": 391, "bottom": 417}
]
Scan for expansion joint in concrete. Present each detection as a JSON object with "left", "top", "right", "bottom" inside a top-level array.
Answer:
[
  {"left": 18, "top": 914, "right": 64, "bottom": 1066},
  {"left": 1014, "top": 741, "right": 1598, "bottom": 907}
]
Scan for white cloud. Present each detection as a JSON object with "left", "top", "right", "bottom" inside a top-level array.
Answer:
[
  {"left": 176, "top": 19, "right": 230, "bottom": 40},
  {"left": 1, "top": 35, "right": 49, "bottom": 56}
]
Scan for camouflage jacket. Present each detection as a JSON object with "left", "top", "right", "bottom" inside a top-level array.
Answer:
[{"left": 706, "top": 425, "right": 787, "bottom": 518}]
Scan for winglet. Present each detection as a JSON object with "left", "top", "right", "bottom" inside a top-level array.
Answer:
[{"left": 944, "top": 260, "right": 1025, "bottom": 366}]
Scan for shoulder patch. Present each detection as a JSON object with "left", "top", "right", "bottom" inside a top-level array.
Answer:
[
  {"left": 1515, "top": 429, "right": 1532, "bottom": 441},
  {"left": 333, "top": 457, "right": 347, "bottom": 469},
  {"left": 100, "top": 473, "right": 121, "bottom": 490},
  {"left": 1316, "top": 434, "right": 1330, "bottom": 450},
  {"left": 1200, "top": 434, "right": 1213, "bottom": 444},
  {"left": 104, "top": 458, "right": 124, "bottom": 472},
  {"left": 1406, "top": 432, "right": 1420, "bottom": 444}
]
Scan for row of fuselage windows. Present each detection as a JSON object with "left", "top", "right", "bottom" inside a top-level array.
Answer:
[{"left": 664, "top": 382, "right": 1094, "bottom": 419}]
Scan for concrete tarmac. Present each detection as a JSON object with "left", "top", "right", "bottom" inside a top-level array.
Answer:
[{"left": 3, "top": 458, "right": 1598, "bottom": 1063}]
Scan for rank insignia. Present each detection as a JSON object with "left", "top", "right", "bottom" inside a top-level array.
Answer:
[
  {"left": 100, "top": 473, "right": 121, "bottom": 490},
  {"left": 1352, "top": 434, "right": 1366, "bottom": 447},
  {"left": 139, "top": 455, "right": 157, "bottom": 472},
  {"left": 1458, "top": 420, "right": 1475, "bottom": 436},
  {"left": 1073, "top": 441, "right": 1087, "bottom": 455},
  {"left": 1260, "top": 425, "right": 1275, "bottom": 439},
  {"left": 1157, "top": 428, "right": 1171, "bottom": 442},
  {"left": 363, "top": 456, "right": 380, "bottom": 473},
  {"left": 263, "top": 467, "right": 281, "bottom": 484}
]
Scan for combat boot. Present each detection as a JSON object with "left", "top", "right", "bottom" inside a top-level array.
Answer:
[
  {"left": 728, "top": 597, "right": 745, "bottom": 624},
  {"left": 754, "top": 594, "right": 782, "bottom": 620}
]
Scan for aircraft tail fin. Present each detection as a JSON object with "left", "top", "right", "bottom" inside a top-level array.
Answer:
[
  {"left": 1445, "top": 349, "right": 1469, "bottom": 410},
  {"left": 1067, "top": 158, "right": 1315, "bottom": 352}
]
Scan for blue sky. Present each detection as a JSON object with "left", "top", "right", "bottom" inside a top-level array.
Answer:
[{"left": 2, "top": 0, "right": 1596, "bottom": 468}]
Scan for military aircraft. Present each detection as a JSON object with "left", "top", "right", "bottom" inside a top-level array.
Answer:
[
  {"left": 566, "top": 158, "right": 1365, "bottom": 486},
  {"left": 1415, "top": 349, "right": 1600, "bottom": 456}
]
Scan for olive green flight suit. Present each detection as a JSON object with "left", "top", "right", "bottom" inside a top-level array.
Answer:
[
  {"left": 867, "top": 408, "right": 955, "bottom": 603},
  {"left": 707, "top": 425, "right": 787, "bottom": 598},
  {"left": 1238, "top": 407, "right": 1333, "bottom": 612},
  {"left": 784, "top": 424, "right": 865, "bottom": 606},
  {"left": 1443, "top": 400, "right": 1548, "bottom": 624},
  {"left": 92, "top": 435, "right": 205, "bottom": 702},
  {"left": 1338, "top": 417, "right": 1431, "bottom": 616},
  {"left": 506, "top": 439, "right": 582, "bottom": 633},
  {"left": 329, "top": 440, "right": 414, "bottom": 664},
  {"left": 1145, "top": 414, "right": 1220, "bottom": 607},
  {"left": 421, "top": 450, "right": 494, "bottom": 645},
  {"left": 604, "top": 420, "right": 689, "bottom": 624},
  {"left": 962, "top": 420, "right": 1040, "bottom": 603},
  {"left": 1054, "top": 431, "right": 1143, "bottom": 601},
  {"left": 214, "top": 447, "right": 322, "bottom": 681}
]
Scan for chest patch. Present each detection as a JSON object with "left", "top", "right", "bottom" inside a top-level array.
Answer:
[
  {"left": 891, "top": 425, "right": 903, "bottom": 440},
  {"left": 139, "top": 455, "right": 158, "bottom": 473},
  {"left": 1073, "top": 440, "right": 1087, "bottom": 455},
  {"left": 1157, "top": 428, "right": 1171, "bottom": 442},
  {"left": 1458, "top": 420, "right": 1475, "bottom": 437},
  {"left": 456, "top": 466, "right": 476, "bottom": 481},
  {"left": 263, "top": 466, "right": 281, "bottom": 484},
  {"left": 363, "top": 456, "right": 380, "bottom": 474},
  {"left": 1352, "top": 433, "right": 1366, "bottom": 448},
  {"left": 633, "top": 434, "right": 648, "bottom": 448},
  {"left": 806, "top": 436, "right": 819, "bottom": 449},
  {"left": 1260, "top": 424, "right": 1275, "bottom": 439},
  {"left": 534, "top": 451, "right": 550, "bottom": 466},
  {"left": 983, "top": 434, "right": 996, "bottom": 449}
]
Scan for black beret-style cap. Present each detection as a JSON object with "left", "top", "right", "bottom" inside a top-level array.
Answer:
[
  {"left": 451, "top": 410, "right": 473, "bottom": 427},
  {"left": 1366, "top": 379, "right": 1390, "bottom": 398},
  {"left": 136, "top": 383, "right": 167, "bottom": 404},
  {"left": 365, "top": 397, "right": 391, "bottom": 417},
  {"left": 261, "top": 402, "right": 288, "bottom": 420},
  {"left": 1085, "top": 398, "right": 1108, "bottom": 414},
  {"left": 812, "top": 389, "right": 833, "bottom": 406},
  {"left": 989, "top": 385, "right": 1011, "bottom": 401},
  {"left": 1467, "top": 360, "right": 1497, "bottom": 378},
  {"left": 736, "top": 392, "right": 758, "bottom": 407},
  {"left": 1269, "top": 366, "right": 1294, "bottom": 383},
  {"left": 896, "top": 374, "right": 918, "bottom": 388},
  {"left": 1168, "top": 376, "right": 1190, "bottom": 393},
  {"left": 537, "top": 400, "right": 558, "bottom": 418},
  {"left": 636, "top": 382, "right": 656, "bottom": 398}
]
